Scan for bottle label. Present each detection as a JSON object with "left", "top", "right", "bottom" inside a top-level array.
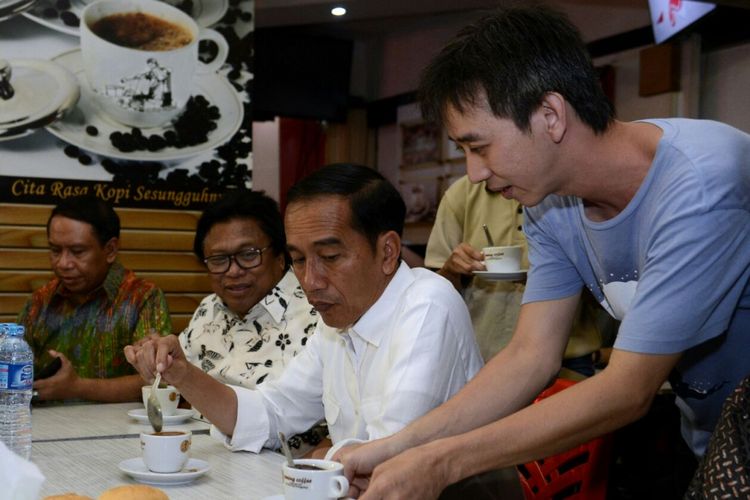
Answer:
[{"left": 0, "top": 362, "right": 33, "bottom": 390}]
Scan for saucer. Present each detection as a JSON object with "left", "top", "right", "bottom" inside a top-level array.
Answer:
[
  {"left": 118, "top": 457, "right": 210, "bottom": 485},
  {"left": 24, "top": 0, "right": 228, "bottom": 36},
  {"left": 46, "top": 48, "right": 243, "bottom": 162},
  {"left": 473, "top": 269, "right": 528, "bottom": 281},
  {"left": 128, "top": 408, "right": 196, "bottom": 425},
  {"left": 0, "top": 0, "right": 37, "bottom": 22}
]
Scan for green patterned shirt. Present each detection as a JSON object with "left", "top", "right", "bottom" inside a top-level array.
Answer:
[{"left": 18, "top": 261, "right": 171, "bottom": 379}]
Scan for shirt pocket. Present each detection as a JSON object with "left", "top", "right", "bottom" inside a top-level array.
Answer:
[{"left": 322, "top": 392, "right": 341, "bottom": 433}]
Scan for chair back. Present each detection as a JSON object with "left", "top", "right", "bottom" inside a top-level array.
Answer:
[{"left": 516, "top": 378, "right": 612, "bottom": 499}]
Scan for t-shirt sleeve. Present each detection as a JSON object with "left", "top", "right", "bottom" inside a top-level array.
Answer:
[
  {"left": 522, "top": 202, "right": 586, "bottom": 304},
  {"left": 425, "top": 187, "right": 465, "bottom": 269}
]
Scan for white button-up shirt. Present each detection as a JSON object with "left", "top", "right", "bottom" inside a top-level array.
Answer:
[
  {"left": 211, "top": 262, "right": 484, "bottom": 451},
  {"left": 179, "top": 270, "right": 318, "bottom": 388}
]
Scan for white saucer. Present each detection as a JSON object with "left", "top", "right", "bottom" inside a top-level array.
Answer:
[
  {"left": 46, "top": 48, "right": 243, "bottom": 162},
  {"left": 118, "top": 457, "right": 210, "bottom": 485},
  {"left": 0, "top": 0, "right": 37, "bottom": 22},
  {"left": 473, "top": 269, "right": 528, "bottom": 281},
  {"left": 24, "top": 0, "right": 227, "bottom": 36},
  {"left": 128, "top": 408, "right": 196, "bottom": 425}
]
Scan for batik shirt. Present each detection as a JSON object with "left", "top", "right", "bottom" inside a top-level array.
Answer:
[
  {"left": 179, "top": 270, "right": 318, "bottom": 388},
  {"left": 18, "top": 261, "right": 172, "bottom": 379}
]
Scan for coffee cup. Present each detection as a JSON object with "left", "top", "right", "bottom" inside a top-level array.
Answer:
[
  {"left": 483, "top": 245, "right": 522, "bottom": 273},
  {"left": 282, "top": 459, "right": 349, "bottom": 500},
  {"left": 80, "top": 0, "right": 228, "bottom": 128},
  {"left": 140, "top": 430, "right": 191, "bottom": 473},
  {"left": 141, "top": 385, "right": 180, "bottom": 416}
]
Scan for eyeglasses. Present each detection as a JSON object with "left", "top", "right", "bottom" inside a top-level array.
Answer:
[{"left": 203, "top": 246, "right": 272, "bottom": 274}]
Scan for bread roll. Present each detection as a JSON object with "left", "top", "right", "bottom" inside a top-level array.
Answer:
[
  {"left": 98, "top": 484, "right": 169, "bottom": 500},
  {"left": 43, "top": 495, "right": 94, "bottom": 500}
]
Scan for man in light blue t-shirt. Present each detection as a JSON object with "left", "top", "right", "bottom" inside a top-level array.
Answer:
[{"left": 335, "top": 6, "right": 750, "bottom": 499}]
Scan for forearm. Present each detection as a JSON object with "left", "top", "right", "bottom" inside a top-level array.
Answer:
[
  {"left": 72, "top": 374, "right": 144, "bottom": 402},
  {"left": 426, "top": 352, "right": 677, "bottom": 486},
  {"left": 395, "top": 338, "right": 556, "bottom": 455},
  {"left": 172, "top": 363, "right": 238, "bottom": 435}
]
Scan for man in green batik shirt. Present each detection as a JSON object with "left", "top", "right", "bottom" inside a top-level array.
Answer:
[{"left": 17, "top": 197, "right": 171, "bottom": 402}]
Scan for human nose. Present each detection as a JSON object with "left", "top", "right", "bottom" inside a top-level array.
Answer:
[
  {"left": 53, "top": 250, "right": 74, "bottom": 269},
  {"left": 224, "top": 256, "right": 245, "bottom": 276},
  {"left": 466, "top": 155, "right": 491, "bottom": 184},
  {"left": 300, "top": 258, "right": 326, "bottom": 292}
]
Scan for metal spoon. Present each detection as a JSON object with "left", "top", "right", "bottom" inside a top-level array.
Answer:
[
  {"left": 278, "top": 431, "right": 295, "bottom": 468},
  {"left": 147, "top": 372, "right": 163, "bottom": 433},
  {"left": 482, "top": 224, "right": 495, "bottom": 246}
]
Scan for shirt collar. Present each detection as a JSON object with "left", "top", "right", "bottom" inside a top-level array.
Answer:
[
  {"left": 213, "top": 269, "right": 299, "bottom": 324},
  {"left": 345, "top": 261, "right": 412, "bottom": 348},
  {"left": 53, "top": 261, "right": 124, "bottom": 303}
]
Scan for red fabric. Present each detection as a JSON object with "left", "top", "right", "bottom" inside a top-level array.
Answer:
[{"left": 279, "top": 117, "right": 326, "bottom": 212}]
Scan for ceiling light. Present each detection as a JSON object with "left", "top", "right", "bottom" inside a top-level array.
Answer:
[{"left": 331, "top": 6, "right": 346, "bottom": 16}]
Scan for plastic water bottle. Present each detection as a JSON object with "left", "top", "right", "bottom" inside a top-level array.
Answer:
[{"left": 0, "top": 323, "right": 33, "bottom": 460}]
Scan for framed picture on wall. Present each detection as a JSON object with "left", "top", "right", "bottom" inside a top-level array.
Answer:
[{"left": 400, "top": 121, "right": 441, "bottom": 168}]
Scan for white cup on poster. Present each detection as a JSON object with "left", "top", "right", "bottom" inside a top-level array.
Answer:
[{"left": 80, "top": 0, "right": 228, "bottom": 128}]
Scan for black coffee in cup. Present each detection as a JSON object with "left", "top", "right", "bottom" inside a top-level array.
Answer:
[
  {"left": 91, "top": 12, "right": 192, "bottom": 50},
  {"left": 151, "top": 431, "right": 185, "bottom": 436},
  {"left": 293, "top": 464, "right": 326, "bottom": 471}
]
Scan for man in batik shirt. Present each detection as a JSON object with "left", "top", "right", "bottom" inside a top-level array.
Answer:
[{"left": 18, "top": 197, "right": 171, "bottom": 402}]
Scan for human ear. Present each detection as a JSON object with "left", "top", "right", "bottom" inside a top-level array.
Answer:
[
  {"left": 379, "top": 231, "right": 401, "bottom": 276},
  {"left": 104, "top": 237, "right": 119, "bottom": 264},
  {"left": 539, "top": 92, "right": 567, "bottom": 144}
]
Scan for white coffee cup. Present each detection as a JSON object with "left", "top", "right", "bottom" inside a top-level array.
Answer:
[
  {"left": 141, "top": 385, "right": 180, "bottom": 416},
  {"left": 282, "top": 459, "right": 349, "bottom": 500},
  {"left": 141, "top": 430, "right": 191, "bottom": 472},
  {"left": 80, "top": 0, "right": 228, "bottom": 128},
  {"left": 483, "top": 245, "right": 522, "bottom": 273}
]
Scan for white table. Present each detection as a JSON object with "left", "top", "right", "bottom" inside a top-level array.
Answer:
[
  {"left": 32, "top": 402, "right": 211, "bottom": 441},
  {"left": 30, "top": 403, "right": 286, "bottom": 499}
]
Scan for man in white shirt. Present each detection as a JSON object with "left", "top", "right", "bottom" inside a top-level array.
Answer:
[{"left": 125, "top": 164, "right": 483, "bottom": 454}]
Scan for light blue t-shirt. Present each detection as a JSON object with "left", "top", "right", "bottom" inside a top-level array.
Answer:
[{"left": 523, "top": 118, "right": 750, "bottom": 455}]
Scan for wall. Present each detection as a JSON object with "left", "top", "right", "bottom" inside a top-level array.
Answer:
[
  {"left": 701, "top": 42, "right": 750, "bottom": 132},
  {"left": 251, "top": 119, "right": 281, "bottom": 201}
]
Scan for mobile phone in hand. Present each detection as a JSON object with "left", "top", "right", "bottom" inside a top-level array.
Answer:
[{"left": 35, "top": 357, "right": 62, "bottom": 380}]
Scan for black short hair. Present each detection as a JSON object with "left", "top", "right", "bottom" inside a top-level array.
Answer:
[
  {"left": 419, "top": 5, "right": 614, "bottom": 134},
  {"left": 286, "top": 164, "right": 406, "bottom": 250},
  {"left": 193, "top": 190, "right": 289, "bottom": 268},
  {"left": 47, "top": 196, "right": 120, "bottom": 246}
]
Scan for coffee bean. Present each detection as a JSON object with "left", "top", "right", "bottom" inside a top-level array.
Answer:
[
  {"left": 85, "top": 125, "right": 99, "bottom": 136},
  {"left": 60, "top": 11, "right": 79, "bottom": 26},
  {"left": 63, "top": 145, "right": 79, "bottom": 158}
]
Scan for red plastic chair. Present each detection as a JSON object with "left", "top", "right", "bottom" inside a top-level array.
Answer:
[{"left": 516, "top": 378, "right": 613, "bottom": 499}]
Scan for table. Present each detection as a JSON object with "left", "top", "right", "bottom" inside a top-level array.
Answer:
[
  {"left": 32, "top": 402, "right": 211, "bottom": 442},
  {"left": 31, "top": 403, "right": 285, "bottom": 499}
]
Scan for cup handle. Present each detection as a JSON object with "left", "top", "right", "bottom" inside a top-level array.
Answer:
[
  {"left": 329, "top": 476, "right": 349, "bottom": 498},
  {"left": 197, "top": 28, "right": 229, "bottom": 74}
]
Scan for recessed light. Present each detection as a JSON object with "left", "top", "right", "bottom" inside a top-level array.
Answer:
[{"left": 331, "top": 6, "right": 346, "bottom": 16}]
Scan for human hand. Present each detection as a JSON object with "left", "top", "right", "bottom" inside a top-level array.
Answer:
[
  {"left": 32, "top": 350, "right": 80, "bottom": 400},
  {"left": 335, "top": 438, "right": 400, "bottom": 498},
  {"left": 359, "top": 445, "right": 449, "bottom": 500},
  {"left": 437, "top": 243, "right": 485, "bottom": 288},
  {"left": 123, "top": 334, "right": 187, "bottom": 386}
]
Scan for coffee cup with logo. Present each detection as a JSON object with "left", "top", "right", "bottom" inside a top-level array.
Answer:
[
  {"left": 483, "top": 245, "right": 522, "bottom": 273},
  {"left": 141, "top": 385, "right": 180, "bottom": 416},
  {"left": 282, "top": 459, "right": 349, "bottom": 500},
  {"left": 140, "top": 430, "right": 191, "bottom": 473},
  {"left": 80, "top": 0, "right": 228, "bottom": 128}
]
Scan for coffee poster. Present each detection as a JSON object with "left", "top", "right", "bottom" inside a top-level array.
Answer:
[{"left": 0, "top": 0, "right": 255, "bottom": 211}]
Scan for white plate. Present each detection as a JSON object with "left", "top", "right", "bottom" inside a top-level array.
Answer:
[
  {"left": 0, "top": 0, "right": 37, "bottom": 22},
  {"left": 0, "top": 58, "right": 79, "bottom": 141},
  {"left": 118, "top": 457, "right": 210, "bottom": 485},
  {"left": 46, "top": 48, "right": 243, "bottom": 162},
  {"left": 128, "top": 408, "right": 196, "bottom": 425},
  {"left": 23, "top": 0, "right": 227, "bottom": 36},
  {"left": 473, "top": 269, "right": 527, "bottom": 281}
]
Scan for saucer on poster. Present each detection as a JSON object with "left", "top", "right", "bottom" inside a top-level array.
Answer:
[
  {"left": 45, "top": 48, "right": 243, "bottom": 162},
  {"left": 472, "top": 269, "right": 528, "bottom": 281},
  {"left": 23, "top": 0, "right": 228, "bottom": 37},
  {"left": 118, "top": 457, "right": 210, "bottom": 486},
  {"left": 128, "top": 408, "right": 196, "bottom": 425},
  {"left": 0, "top": 0, "right": 37, "bottom": 22}
]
